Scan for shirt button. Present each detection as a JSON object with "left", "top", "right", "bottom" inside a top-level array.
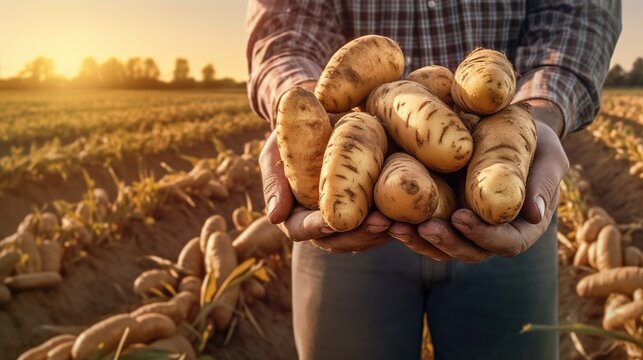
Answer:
[{"left": 427, "top": 0, "right": 436, "bottom": 8}]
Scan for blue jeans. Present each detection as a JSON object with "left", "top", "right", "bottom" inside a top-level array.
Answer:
[{"left": 292, "top": 219, "right": 558, "bottom": 360}]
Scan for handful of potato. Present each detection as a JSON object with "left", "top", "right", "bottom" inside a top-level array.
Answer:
[{"left": 277, "top": 35, "right": 537, "bottom": 231}]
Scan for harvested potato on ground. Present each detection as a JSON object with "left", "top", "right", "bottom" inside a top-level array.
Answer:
[
  {"left": 204, "top": 232, "right": 239, "bottom": 331},
  {"left": 17, "top": 334, "right": 76, "bottom": 360},
  {"left": 242, "top": 278, "right": 266, "bottom": 302},
  {"left": 603, "top": 293, "right": 632, "bottom": 329},
  {"left": 17, "top": 213, "right": 37, "bottom": 234},
  {"left": 232, "top": 207, "right": 254, "bottom": 230},
  {"left": 177, "top": 237, "right": 204, "bottom": 277},
  {"left": 465, "top": 103, "right": 536, "bottom": 225},
  {"left": 71, "top": 314, "right": 138, "bottom": 360},
  {"left": 40, "top": 240, "right": 62, "bottom": 273},
  {"left": 588, "top": 242, "right": 598, "bottom": 269},
  {"left": 431, "top": 175, "right": 458, "bottom": 221},
  {"left": 5, "top": 272, "right": 62, "bottom": 290},
  {"left": 0, "top": 250, "right": 20, "bottom": 278},
  {"left": 374, "top": 153, "right": 439, "bottom": 224},
  {"left": 46, "top": 340, "right": 74, "bottom": 360},
  {"left": 577, "top": 267, "right": 643, "bottom": 298},
  {"left": 178, "top": 276, "right": 202, "bottom": 299},
  {"left": 15, "top": 232, "right": 42, "bottom": 274},
  {"left": 232, "top": 216, "right": 288, "bottom": 260},
  {"left": 37, "top": 212, "right": 60, "bottom": 238},
  {"left": 452, "top": 48, "right": 516, "bottom": 115},
  {"left": 319, "top": 112, "right": 388, "bottom": 232},
  {"left": 277, "top": 87, "right": 332, "bottom": 209},
  {"left": 199, "top": 215, "right": 227, "bottom": 252},
  {"left": 577, "top": 216, "right": 614, "bottom": 243},
  {"left": 366, "top": 81, "right": 472, "bottom": 172},
  {"left": 603, "top": 299, "right": 643, "bottom": 330},
  {"left": 133, "top": 269, "right": 177, "bottom": 297},
  {"left": 595, "top": 225, "right": 622, "bottom": 271},
  {"left": 129, "top": 313, "right": 177, "bottom": 344},
  {"left": 149, "top": 335, "right": 196, "bottom": 360},
  {"left": 315, "top": 34, "right": 404, "bottom": 113},
  {"left": 131, "top": 291, "right": 196, "bottom": 325},
  {"left": 407, "top": 65, "right": 454, "bottom": 106},
  {"left": 588, "top": 206, "right": 614, "bottom": 221},
  {"left": 573, "top": 241, "right": 590, "bottom": 267}
]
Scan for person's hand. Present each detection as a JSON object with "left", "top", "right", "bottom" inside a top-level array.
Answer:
[
  {"left": 259, "top": 121, "right": 393, "bottom": 253},
  {"left": 389, "top": 102, "right": 569, "bottom": 262}
]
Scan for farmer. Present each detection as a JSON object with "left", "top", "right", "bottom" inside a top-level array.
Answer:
[{"left": 246, "top": 1, "right": 621, "bottom": 359}]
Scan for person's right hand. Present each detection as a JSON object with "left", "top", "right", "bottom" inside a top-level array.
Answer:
[{"left": 259, "top": 130, "right": 393, "bottom": 253}]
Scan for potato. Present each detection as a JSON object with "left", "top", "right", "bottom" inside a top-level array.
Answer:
[
  {"left": 133, "top": 269, "right": 177, "bottom": 297},
  {"left": 0, "top": 284, "right": 10, "bottom": 304},
  {"left": 46, "top": 340, "right": 74, "bottom": 360},
  {"left": 71, "top": 314, "right": 138, "bottom": 360},
  {"left": 577, "top": 267, "right": 643, "bottom": 298},
  {"left": 242, "top": 278, "right": 266, "bottom": 302},
  {"left": 624, "top": 246, "right": 642, "bottom": 267},
  {"left": 232, "top": 207, "right": 253, "bottom": 230},
  {"left": 407, "top": 65, "right": 454, "bottom": 106},
  {"left": 465, "top": 103, "right": 537, "bottom": 225},
  {"left": 452, "top": 48, "right": 516, "bottom": 115},
  {"left": 178, "top": 276, "right": 201, "bottom": 299},
  {"left": 455, "top": 109, "right": 481, "bottom": 132},
  {"left": 131, "top": 291, "right": 196, "bottom": 325},
  {"left": 204, "top": 232, "right": 239, "bottom": 331},
  {"left": 277, "top": 87, "right": 332, "bottom": 209},
  {"left": 374, "top": 153, "right": 439, "bottom": 224},
  {"left": 17, "top": 334, "right": 76, "bottom": 360},
  {"left": 0, "top": 249, "right": 20, "bottom": 278},
  {"left": 129, "top": 313, "right": 177, "bottom": 344},
  {"left": 603, "top": 293, "right": 632, "bottom": 330},
  {"left": 315, "top": 34, "right": 404, "bottom": 113},
  {"left": 573, "top": 241, "right": 590, "bottom": 267},
  {"left": 431, "top": 175, "right": 458, "bottom": 221},
  {"left": 319, "top": 112, "right": 388, "bottom": 232},
  {"left": 366, "top": 81, "right": 472, "bottom": 172},
  {"left": 577, "top": 216, "right": 613, "bottom": 243},
  {"left": 588, "top": 242, "right": 598, "bottom": 269},
  {"left": 177, "top": 237, "right": 204, "bottom": 277},
  {"left": 40, "top": 240, "right": 62, "bottom": 273},
  {"left": 5, "top": 272, "right": 62, "bottom": 290},
  {"left": 37, "top": 212, "right": 60, "bottom": 238},
  {"left": 232, "top": 216, "right": 288, "bottom": 260},
  {"left": 199, "top": 215, "right": 227, "bottom": 252},
  {"left": 595, "top": 225, "right": 622, "bottom": 271},
  {"left": 603, "top": 299, "right": 643, "bottom": 330}
]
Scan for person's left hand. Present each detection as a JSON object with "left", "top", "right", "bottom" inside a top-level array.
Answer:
[{"left": 388, "top": 107, "right": 569, "bottom": 263}]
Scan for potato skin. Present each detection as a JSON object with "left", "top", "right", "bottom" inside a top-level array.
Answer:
[
  {"left": 452, "top": 48, "right": 516, "bottom": 115},
  {"left": 319, "top": 112, "right": 388, "bottom": 232},
  {"left": 177, "top": 237, "right": 204, "bottom": 278},
  {"left": 315, "top": 35, "right": 404, "bottom": 113},
  {"left": 204, "top": 232, "right": 239, "bottom": 331},
  {"left": 576, "top": 267, "right": 643, "bottom": 298},
  {"left": 71, "top": 314, "right": 138, "bottom": 360},
  {"left": 374, "top": 153, "right": 439, "bottom": 224},
  {"left": 465, "top": 103, "right": 536, "bottom": 225},
  {"left": 277, "top": 87, "right": 332, "bottom": 209},
  {"left": 595, "top": 225, "right": 622, "bottom": 271},
  {"left": 232, "top": 216, "right": 288, "bottom": 260},
  {"left": 407, "top": 65, "right": 454, "bottom": 106},
  {"left": 431, "top": 175, "right": 458, "bottom": 221},
  {"left": 17, "top": 334, "right": 76, "bottom": 360},
  {"left": 366, "top": 81, "right": 473, "bottom": 172}
]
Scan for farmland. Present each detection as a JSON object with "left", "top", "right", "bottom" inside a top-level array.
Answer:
[{"left": 1, "top": 89, "right": 642, "bottom": 359}]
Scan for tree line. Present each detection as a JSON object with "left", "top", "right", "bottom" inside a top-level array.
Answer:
[
  {"left": 0, "top": 56, "right": 245, "bottom": 90},
  {"left": 604, "top": 58, "right": 643, "bottom": 87}
]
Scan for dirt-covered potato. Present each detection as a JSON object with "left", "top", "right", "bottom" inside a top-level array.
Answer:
[{"left": 407, "top": 65, "right": 454, "bottom": 106}]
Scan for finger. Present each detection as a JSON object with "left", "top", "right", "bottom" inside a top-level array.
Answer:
[
  {"left": 360, "top": 210, "right": 393, "bottom": 234},
  {"left": 388, "top": 222, "right": 452, "bottom": 261},
  {"left": 451, "top": 208, "right": 545, "bottom": 257},
  {"left": 521, "top": 122, "right": 569, "bottom": 224},
  {"left": 278, "top": 208, "right": 333, "bottom": 241},
  {"left": 311, "top": 212, "right": 392, "bottom": 253},
  {"left": 418, "top": 218, "right": 491, "bottom": 263},
  {"left": 259, "top": 131, "right": 294, "bottom": 224}
]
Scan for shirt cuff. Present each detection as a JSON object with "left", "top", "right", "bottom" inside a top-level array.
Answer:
[
  {"left": 249, "top": 55, "right": 322, "bottom": 128},
  {"left": 513, "top": 66, "right": 587, "bottom": 137}
]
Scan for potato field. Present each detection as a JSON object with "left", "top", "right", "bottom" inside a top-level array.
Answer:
[{"left": 0, "top": 87, "right": 641, "bottom": 359}]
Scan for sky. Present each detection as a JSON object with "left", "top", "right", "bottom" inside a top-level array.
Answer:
[{"left": 0, "top": 1, "right": 640, "bottom": 82}]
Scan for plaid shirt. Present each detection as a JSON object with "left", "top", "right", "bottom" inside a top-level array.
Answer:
[{"left": 246, "top": 0, "right": 621, "bottom": 135}]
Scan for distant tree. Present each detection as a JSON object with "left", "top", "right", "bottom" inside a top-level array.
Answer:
[
  {"left": 76, "top": 57, "right": 100, "bottom": 86},
  {"left": 125, "top": 57, "right": 144, "bottom": 81},
  {"left": 19, "top": 57, "right": 55, "bottom": 82},
  {"left": 143, "top": 58, "right": 160, "bottom": 80},
  {"left": 202, "top": 63, "right": 216, "bottom": 84},
  {"left": 627, "top": 57, "right": 643, "bottom": 87},
  {"left": 172, "top": 58, "right": 193, "bottom": 84},
  {"left": 100, "top": 58, "right": 126, "bottom": 87},
  {"left": 604, "top": 64, "right": 626, "bottom": 87}
]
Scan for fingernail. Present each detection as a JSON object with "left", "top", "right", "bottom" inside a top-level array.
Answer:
[
  {"left": 424, "top": 234, "right": 441, "bottom": 245},
  {"left": 367, "top": 225, "right": 389, "bottom": 233},
  {"left": 389, "top": 233, "right": 412, "bottom": 243},
  {"left": 320, "top": 226, "right": 334, "bottom": 234},
  {"left": 535, "top": 195, "right": 545, "bottom": 222},
  {"left": 267, "top": 195, "right": 277, "bottom": 216}
]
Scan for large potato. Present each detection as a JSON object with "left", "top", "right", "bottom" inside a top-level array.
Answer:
[
  {"left": 277, "top": 87, "right": 332, "bottom": 209},
  {"left": 465, "top": 103, "right": 536, "bottom": 225},
  {"left": 320, "top": 112, "right": 387, "bottom": 232},
  {"left": 374, "top": 153, "right": 439, "bottom": 224},
  {"left": 315, "top": 35, "right": 404, "bottom": 113},
  {"left": 407, "top": 65, "right": 454, "bottom": 106},
  {"left": 452, "top": 48, "right": 516, "bottom": 115},
  {"left": 366, "top": 80, "right": 472, "bottom": 172}
]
